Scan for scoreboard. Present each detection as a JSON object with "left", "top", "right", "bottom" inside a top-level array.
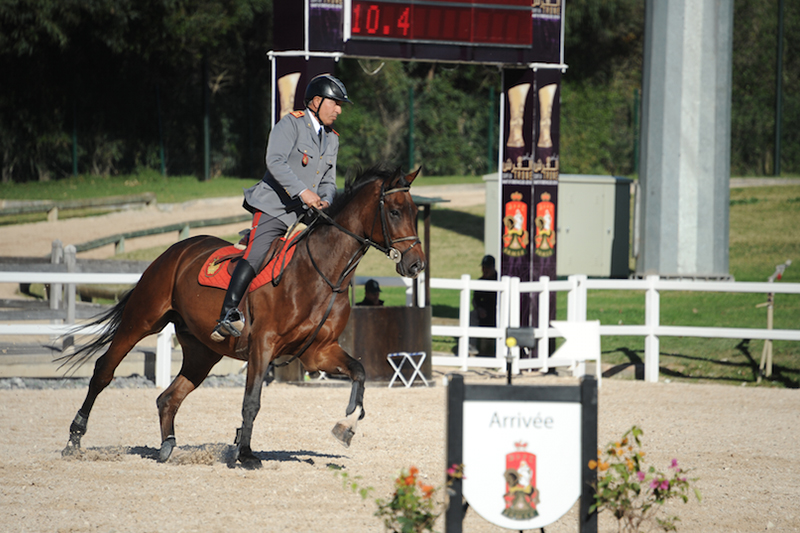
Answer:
[
  {"left": 348, "top": 0, "right": 534, "bottom": 47},
  {"left": 285, "top": 0, "right": 564, "bottom": 66}
]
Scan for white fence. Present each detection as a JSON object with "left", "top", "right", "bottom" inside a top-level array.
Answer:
[
  {"left": 3, "top": 271, "right": 800, "bottom": 386},
  {"left": 428, "top": 274, "right": 800, "bottom": 382},
  {"left": 0, "top": 271, "right": 174, "bottom": 388}
]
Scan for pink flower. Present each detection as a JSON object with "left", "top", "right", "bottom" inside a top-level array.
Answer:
[
  {"left": 650, "top": 480, "right": 660, "bottom": 489},
  {"left": 637, "top": 471, "right": 646, "bottom": 482},
  {"left": 670, "top": 458, "right": 679, "bottom": 469},
  {"left": 660, "top": 480, "right": 670, "bottom": 490}
]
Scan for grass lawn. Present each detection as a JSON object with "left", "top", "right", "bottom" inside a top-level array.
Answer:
[{"left": 5, "top": 173, "right": 799, "bottom": 387}]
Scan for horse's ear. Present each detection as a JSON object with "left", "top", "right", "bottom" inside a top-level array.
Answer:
[{"left": 404, "top": 167, "right": 422, "bottom": 186}]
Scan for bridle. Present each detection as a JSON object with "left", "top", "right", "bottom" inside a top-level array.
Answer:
[
  {"left": 271, "top": 177, "right": 421, "bottom": 367},
  {"left": 313, "top": 178, "right": 421, "bottom": 267}
]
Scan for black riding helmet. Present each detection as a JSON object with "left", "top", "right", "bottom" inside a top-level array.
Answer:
[{"left": 304, "top": 74, "right": 353, "bottom": 122}]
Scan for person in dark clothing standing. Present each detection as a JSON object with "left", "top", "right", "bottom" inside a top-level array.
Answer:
[
  {"left": 356, "top": 279, "right": 384, "bottom": 306},
  {"left": 469, "top": 255, "right": 498, "bottom": 355}
]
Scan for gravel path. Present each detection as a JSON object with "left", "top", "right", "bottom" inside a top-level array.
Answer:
[{"left": 0, "top": 372, "right": 798, "bottom": 532}]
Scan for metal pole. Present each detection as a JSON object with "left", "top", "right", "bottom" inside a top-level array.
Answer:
[
  {"left": 633, "top": 88, "right": 640, "bottom": 176},
  {"left": 156, "top": 84, "right": 166, "bottom": 176},
  {"left": 408, "top": 86, "right": 415, "bottom": 170},
  {"left": 72, "top": 99, "right": 78, "bottom": 176},
  {"left": 774, "top": 0, "right": 785, "bottom": 176},
  {"left": 487, "top": 86, "right": 495, "bottom": 173},
  {"left": 203, "top": 55, "right": 210, "bottom": 181}
]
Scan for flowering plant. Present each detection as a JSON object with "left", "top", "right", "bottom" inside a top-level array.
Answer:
[
  {"left": 332, "top": 464, "right": 464, "bottom": 533},
  {"left": 589, "top": 426, "right": 701, "bottom": 532}
]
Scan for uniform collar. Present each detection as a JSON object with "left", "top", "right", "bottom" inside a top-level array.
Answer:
[{"left": 307, "top": 108, "right": 323, "bottom": 134}]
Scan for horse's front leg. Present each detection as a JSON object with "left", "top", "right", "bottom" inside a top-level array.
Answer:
[
  {"left": 235, "top": 349, "right": 270, "bottom": 470},
  {"left": 313, "top": 345, "right": 366, "bottom": 448}
]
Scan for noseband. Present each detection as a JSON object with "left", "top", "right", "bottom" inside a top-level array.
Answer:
[
  {"left": 312, "top": 179, "right": 421, "bottom": 265},
  {"left": 374, "top": 182, "right": 422, "bottom": 263}
]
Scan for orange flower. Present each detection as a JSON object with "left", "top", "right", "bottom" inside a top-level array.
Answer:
[
  {"left": 409, "top": 466, "right": 419, "bottom": 476},
  {"left": 599, "top": 461, "right": 610, "bottom": 471},
  {"left": 421, "top": 484, "right": 435, "bottom": 498},
  {"left": 626, "top": 459, "right": 634, "bottom": 471},
  {"left": 404, "top": 476, "right": 415, "bottom": 486},
  {"left": 616, "top": 447, "right": 625, "bottom": 456},
  {"left": 588, "top": 460, "right": 598, "bottom": 470}
]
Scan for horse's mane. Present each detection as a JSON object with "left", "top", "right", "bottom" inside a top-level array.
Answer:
[{"left": 326, "top": 164, "right": 403, "bottom": 218}]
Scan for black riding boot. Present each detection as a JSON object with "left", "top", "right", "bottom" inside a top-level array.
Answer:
[{"left": 210, "top": 260, "right": 256, "bottom": 342}]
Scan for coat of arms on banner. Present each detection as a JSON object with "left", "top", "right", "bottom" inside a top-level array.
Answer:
[
  {"left": 502, "top": 191, "right": 529, "bottom": 257},
  {"left": 502, "top": 441, "right": 540, "bottom": 520},
  {"left": 534, "top": 191, "right": 556, "bottom": 257}
]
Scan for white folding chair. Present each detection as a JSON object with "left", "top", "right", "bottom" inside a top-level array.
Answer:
[{"left": 387, "top": 351, "right": 429, "bottom": 388}]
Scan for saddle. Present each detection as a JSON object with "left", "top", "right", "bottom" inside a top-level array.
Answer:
[{"left": 198, "top": 223, "right": 306, "bottom": 292}]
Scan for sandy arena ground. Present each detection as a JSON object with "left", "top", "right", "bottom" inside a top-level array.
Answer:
[
  {"left": 0, "top": 373, "right": 798, "bottom": 532},
  {"left": 1, "top": 182, "right": 799, "bottom": 532}
]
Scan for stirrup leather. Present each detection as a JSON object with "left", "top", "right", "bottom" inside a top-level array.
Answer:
[{"left": 210, "top": 308, "right": 245, "bottom": 342}]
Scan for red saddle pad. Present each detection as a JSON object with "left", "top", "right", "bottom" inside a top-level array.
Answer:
[{"left": 198, "top": 236, "right": 299, "bottom": 292}]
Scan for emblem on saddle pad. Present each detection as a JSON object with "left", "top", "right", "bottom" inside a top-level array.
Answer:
[{"left": 206, "top": 258, "right": 222, "bottom": 276}]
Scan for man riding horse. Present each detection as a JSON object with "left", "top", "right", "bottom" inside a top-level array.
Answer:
[{"left": 212, "top": 74, "right": 352, "bottom": 342}]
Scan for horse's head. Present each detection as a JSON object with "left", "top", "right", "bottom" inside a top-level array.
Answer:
[
  {"left": 375, "top": 167, "right": 426, "bottom": 278},
  {"left": 328, "top": 165, "right": 427, "bottom": 278}
]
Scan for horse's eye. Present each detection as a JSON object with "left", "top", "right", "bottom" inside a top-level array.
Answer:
[{"left": 390, "top": 209, "right": 401, "bottom": 218}]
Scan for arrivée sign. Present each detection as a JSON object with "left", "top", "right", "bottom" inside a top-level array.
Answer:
[{"left": 446, "top": 375, "right": 597, "bottom": 533}]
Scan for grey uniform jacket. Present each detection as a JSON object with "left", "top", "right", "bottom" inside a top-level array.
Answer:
[{"left": 243, "top": 110, "right": 338, "bottom": 225}]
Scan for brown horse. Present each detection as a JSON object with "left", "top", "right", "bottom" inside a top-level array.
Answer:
[{"left": 60, "top": 166, "right": 425, "bottom": 469}]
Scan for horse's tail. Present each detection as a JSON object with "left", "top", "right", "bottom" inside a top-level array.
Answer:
[{"left": 56, "top": 290, "right": 133, "bottom": 375}]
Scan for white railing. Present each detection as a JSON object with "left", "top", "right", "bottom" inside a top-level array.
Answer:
[
  {"left": 0, "top": 271, "right": 174, "bottom": 388},
  {"left": 4, "top": 271, "right": 800, "bottom": 385},
  {"left": 428, "top": 274, "right": 800, "bottom": 382}
]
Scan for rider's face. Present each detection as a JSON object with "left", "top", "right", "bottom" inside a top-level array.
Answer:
[{"left": 311, "top": 97, "right": 342, "bottom": 127}]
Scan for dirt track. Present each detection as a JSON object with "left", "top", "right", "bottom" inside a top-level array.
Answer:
[
  {"left": 2, "top": 182, "right": 799, "bottom": 531},
  {"left": 1, "top": 373, "right": 798, "bottom": 532}
]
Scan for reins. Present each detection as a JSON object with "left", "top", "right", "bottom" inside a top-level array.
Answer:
[{"left": 271, "top": 178, "right": 419, "bottom": 367}]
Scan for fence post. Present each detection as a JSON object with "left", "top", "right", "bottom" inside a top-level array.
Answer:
[
  {"left": 457, "top": 274, "right": 471, "bottom": 370},
  {"left": 496, "top": 276, "right": 512, "bottom": 369},
  {"left": 156, "top": 323, "right": 174, "bottom": 388},
  {"left": 115, "top": 236, "right": 125, "bottom": 255},
  {"left": 179, "top": 224, "right": 190, "bottom": 241},
  {"left": 508, "top": 276, "right": 521, "bottom": 374},
  {"left": 49, "top": 240, "right": 63, "bottom": 320},
  {"left": 63, "top": 245, "right": 77, "bottom": 353},
  {"left": 644, "top": 275, "right": 660, "bottom": 382},
  {"left": 576, "top": 274, "right": 588, "bottom": 321},
  {"left": 538, "top": 276, "right": 550, "bottom": 370}
]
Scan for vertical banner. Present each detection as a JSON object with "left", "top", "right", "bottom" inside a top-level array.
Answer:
[
  {"left": 309, "top": 0, "right": 344, "bottom": 52},
  {"left": 501, "top": 68, "right": 561, "bottom": 332},
  {"left": 532, "top": 68, "right": 561, "bottom": 334},
  {"left": 501, "top": 69, "right": 535, "bottom": 326},
  {"left": 273, "top": 57, "right": 338, "bottom": 125}
]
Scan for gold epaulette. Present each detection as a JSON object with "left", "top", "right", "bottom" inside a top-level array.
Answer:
[
  {"left": 331, "top": 129, "right": 339, "bottom": 136},
  {"left": 290, "top": 110, "right": 305, "bottom": 118}
]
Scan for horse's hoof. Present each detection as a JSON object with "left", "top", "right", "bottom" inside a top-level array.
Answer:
[
  {"left": 158, "top": 437, "right": 176, "bottom": 463},
  {"left": 238, "top": 454, "right": 262, "bottom": 470},
  {"left": 61, "top": 441, "right": 81, "bottom": 457},
  {"left": 236, "top": 446, "right": 262, "bottom": 470},
  {"left": 332, "top": 422, "right": 354, "bottom": 448}
]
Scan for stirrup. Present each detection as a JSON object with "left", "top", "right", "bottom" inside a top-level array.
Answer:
[{"left": 210, "top": 309, "right": 245, "bottom": 342}]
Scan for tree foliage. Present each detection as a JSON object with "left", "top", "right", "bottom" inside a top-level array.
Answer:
[{"left": 0, "top": 0, "right": 797, "bottom": 183}]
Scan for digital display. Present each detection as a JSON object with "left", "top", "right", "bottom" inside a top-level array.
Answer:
[{"left": 349, "top": 0, "right": 533, "bottom": 47}]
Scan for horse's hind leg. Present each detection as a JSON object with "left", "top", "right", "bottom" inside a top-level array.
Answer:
[
  {"left": 63, "top": 316, "right": 169, "bottom": 456},
  {"left": 156, "top": 332, "right": 222, "bottom": 462}
]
